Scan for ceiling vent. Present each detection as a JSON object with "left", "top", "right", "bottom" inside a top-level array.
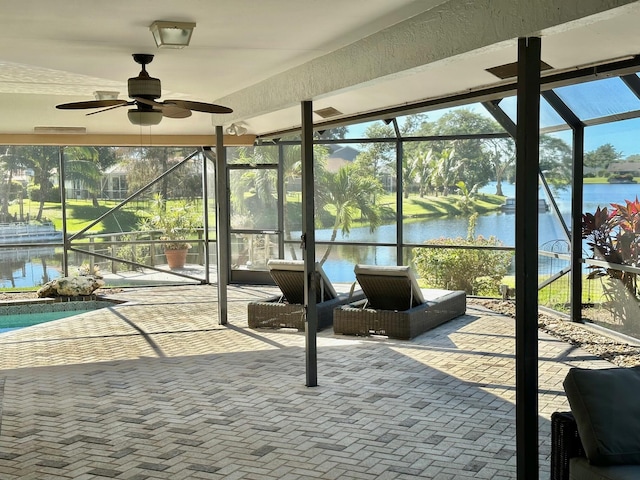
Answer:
[
  {"left": 314, "top": 106, "right": 343, "bottom": 119},
  {"left": 486, "top": 60, "right": 553, "bottom": 80}
]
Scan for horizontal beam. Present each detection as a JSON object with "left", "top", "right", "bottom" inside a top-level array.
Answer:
[
  {"left": 0, "top": 133, "right": 256, "bottom": 147},
  {"left": 258, "top": 55, "right": 640, "bottom": 140}
]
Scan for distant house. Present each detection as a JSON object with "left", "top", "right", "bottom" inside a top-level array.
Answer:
[
  {"left": 100, "top": 164, "right": 128, "bottom": 200},
  {"left": 608, "top": 161, "right": 640, "bottom": 175},
  {"left": 326, "top": 145, "right": 360, "bottom": 173},
  {"left": 325, "top": 144, "right": 396, "bottom": 192}
]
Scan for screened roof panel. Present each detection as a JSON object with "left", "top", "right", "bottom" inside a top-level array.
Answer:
[
  {"left": 497, "top": 96, "right": 568, "bottom": 131},
  {"left": 341, "top": 120, "right": 396, "bottom": 139},
  {"left": 405, "top": 103, "right": 505, "bottom": 134},
  {"left": 553, "top": 77, "right": 640, "bottom": 121}
]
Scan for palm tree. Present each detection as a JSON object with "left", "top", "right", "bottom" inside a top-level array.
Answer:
[
  {"left": 231, "top": 144, "right": 326, "bottom": 260},
  {"left": 428, "top": 146, "right": 459, "bottom": 196},
  {"left": 316, "top": 165, "right": 387, "bottom": 264},
  {"left": 0, "top": 146, "right": 23, "bottom": 220},
  {"left": 413, "top": 147, "right": 435, "bottom": 197},
  {"left": 17, "top": 146, "right": 59, "bottom": 221},
  {"left": 63, "top": 147, "right": 104, "bottom": 207},
  {"left": 482, "top": 138, "right": 514, "bottom": 196}
]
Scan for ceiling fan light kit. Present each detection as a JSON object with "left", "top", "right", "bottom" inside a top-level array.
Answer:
[
  {"left": 56, "top": 54, "right": 232, "bottom": 126},
  {"left": 149, "top": 21, "right": 196, "bottom": 49},
  {"left": 128, "top": 109, "right": 163, "bottom": 126}
]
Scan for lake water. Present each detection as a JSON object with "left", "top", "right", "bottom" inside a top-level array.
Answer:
[
  {"left": 0, "top": 259, "right": 60, "bottom": 289},
  {"left": 315, "top": 182, "right": 640, "bottom": 282}
]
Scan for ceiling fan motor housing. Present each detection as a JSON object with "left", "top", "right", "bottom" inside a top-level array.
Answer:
[{"left": 128, "top": 76, "right": 161, "bottom": 100}]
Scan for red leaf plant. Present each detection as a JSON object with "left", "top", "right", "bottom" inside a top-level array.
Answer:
[{"left": 582, "top": 197, "right": 640, "bottom": 321}]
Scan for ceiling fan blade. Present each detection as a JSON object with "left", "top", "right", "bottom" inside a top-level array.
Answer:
[
  {"left": 56, "top": 100, "right": 128, "bottom": 110},
  {"left": 164, "top": 99, "right": 233, "bottom": 114},
  {"left": 85, "top": 102, "right": 133, "bottom": 116},
  {"left": 133, "top": 97, "right": 164, "bottom": 108},
  {"left": 161, "top": 104, "right": 192, "bottom": 119}
]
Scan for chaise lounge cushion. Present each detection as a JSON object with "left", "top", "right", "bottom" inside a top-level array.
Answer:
[
  {"left": 267, "top": 259, "right": 337, "bottom": 304},
  {"left": 569, "top": 457, "right": 640, "bottom": 480},
  {"left": 353, "top": 264, "right": 424, "bottom": 310},
  {"left": 563, "top": 366, "right": 640, "bottom": 466}
]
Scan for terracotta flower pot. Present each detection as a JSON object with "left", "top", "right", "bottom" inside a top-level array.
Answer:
[{"left": 164, "top": 248, "right": 189, "bottom": 269}]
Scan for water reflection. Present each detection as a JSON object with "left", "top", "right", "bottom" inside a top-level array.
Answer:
[{"left": 0, "top": 249, "right": 60, "bottom": 289}]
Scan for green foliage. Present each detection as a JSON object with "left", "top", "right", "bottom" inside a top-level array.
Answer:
[
  {"left": 420, "top": 109, "right": 498, "bottom": 190},
  {"left": 584, "top": 143, "right": 622, "bottom": 170},
  {"left": 539, "top": 135, "right": 573, "bottom": 189},
  {"left": 3, "top": 180, "right": 24, "bottom": 201},
  {"left": 137, "top": 194, "right": 201, "bottom": 250},
  {"left": 114, "top": 234, "right": 150, "bottom": 271},
  {"left": 27, "top": 184, "right": 60, "bottom": 203},
  {"left": 413, "top": 213, "right": 511, "bottom": 295},
  {"left": 315, "top": 164, "right": 390, "bottom": 264},
  {"left": 608, "top": 173, "right": 636, "bottom": 183}
]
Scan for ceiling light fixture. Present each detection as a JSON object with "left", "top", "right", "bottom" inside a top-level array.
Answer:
[
  {"left": 128, "top": 109, "right": 163, "bottom": 126},
  {"left": 94, "top": 91, "right": 120, "bottom": 101},
  {"left": 226, "top": 123, "right": 248, "bottom": 136},
  {"left": 149, "top": 21, "right": 196, "bottom": 49}
]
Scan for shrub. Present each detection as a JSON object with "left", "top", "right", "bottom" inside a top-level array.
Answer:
[
  {"left": 608, "top": 173, "right": 636, "bottom": 183},
  {"left": 413, "top": 213, "right": 512, "bottom": 296},
  {"left": 27, "top": 184, "right": 60, "bottom": 202}
]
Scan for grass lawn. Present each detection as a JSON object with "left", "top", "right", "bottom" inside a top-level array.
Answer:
[
  {"left": 500, "top": 273, "right": 610, "bottom": 311},
  {"left": 583, "top": 177, "right": 639, "bottom": 184},
  {"left": 7, "top": 199, "right": 148, "bottom": 236},
  {"left": 295, "top": 191, "right": 507, "bottom": 229}
]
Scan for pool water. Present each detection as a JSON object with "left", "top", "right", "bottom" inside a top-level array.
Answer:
[
  {"left": 0, "top": 300, "right": 116, "bottom": 334},
  {"left": 0, "top": 310, "right": 94, "bottom": 333}
]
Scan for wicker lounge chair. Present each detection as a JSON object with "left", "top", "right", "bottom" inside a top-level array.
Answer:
[
  {"left": 333, "top": 264, "right": 466, "bottom": 340},
  {"left": 247, "top": 259, "right": 363, "bottom": 331}
]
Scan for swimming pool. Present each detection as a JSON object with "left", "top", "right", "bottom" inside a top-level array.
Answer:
[{"left": 0, "top": 300, "right": 117, "bottom": 333}]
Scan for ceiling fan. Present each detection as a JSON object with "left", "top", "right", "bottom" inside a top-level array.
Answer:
[{"left": 56, "top": 53, "right": 233, "bottom": 126}]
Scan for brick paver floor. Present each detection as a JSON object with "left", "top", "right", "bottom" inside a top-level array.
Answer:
[{"left": 0, "top": 285, "right": 611, "bottom": 479}]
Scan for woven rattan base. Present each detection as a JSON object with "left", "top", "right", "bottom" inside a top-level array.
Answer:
[
  {"left": 551, "top": 411, "right": 585, "bottom": 480},
  {"left": 333, "top": 290, "right": 465, "bottom": 340},
  {"left": 248, "top": 292, "right": 364, "bottom": 332}
]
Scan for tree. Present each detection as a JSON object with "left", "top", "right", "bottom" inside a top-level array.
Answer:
[
  {"left": 16, "top": 146, "right": 60, "bottom": 221},
  {"left": 414, "top": 147, "right": 435, "bottom": 197},
  {"left": 229, "top": 144, "right": 328, "bottom": 261},
  {"left": 427, "top": 146, "right": 459, "bottom": 196},
  {"left": 0, "top": 146, "right": 23, "bottom": 220},
  {"left": 420, "top": 109, "right": 498, "bottom": 191},
  {"left": 316, "top": 126, "right": 348, "bottom": 140},
  {"left": 353, "top": 123, "right": 396, "bottom": 181},
  {"left": 123, "top": 147, "right": 199, "bottom": 199},
  {"left": 354, "top": 116, "right": 426, "bottom": 188},
  {"left": 63, "top": 147, "right": 105, "bottom": 207},
  {"left": 315, "top": 165, "right": 389, "bottom": 264},
  {"left": 483, "top": 137, "right": 515, "bottom": 196},
  {"left": 584, "top": 143, "right": 622, "bottom": 170},
  {"left": 540, "top": 135, "right": 572, "bottom": 189}
]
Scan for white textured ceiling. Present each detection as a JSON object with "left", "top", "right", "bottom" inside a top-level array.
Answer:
[{"left": 0, "top": 0, "right": 640, "bottom": 139}]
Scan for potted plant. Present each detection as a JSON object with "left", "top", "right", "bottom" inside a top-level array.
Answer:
[{"left": 139, "top": 193, "right": 201, "bottom": 269}]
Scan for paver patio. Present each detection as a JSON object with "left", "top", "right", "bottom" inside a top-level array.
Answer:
[{"left": 0, "top": 285, "right": 611, "bottom": 479}]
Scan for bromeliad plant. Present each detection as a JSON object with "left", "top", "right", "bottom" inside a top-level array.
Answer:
[{"left": 582, "top": 197, "right": 640, "bottom": 322}]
